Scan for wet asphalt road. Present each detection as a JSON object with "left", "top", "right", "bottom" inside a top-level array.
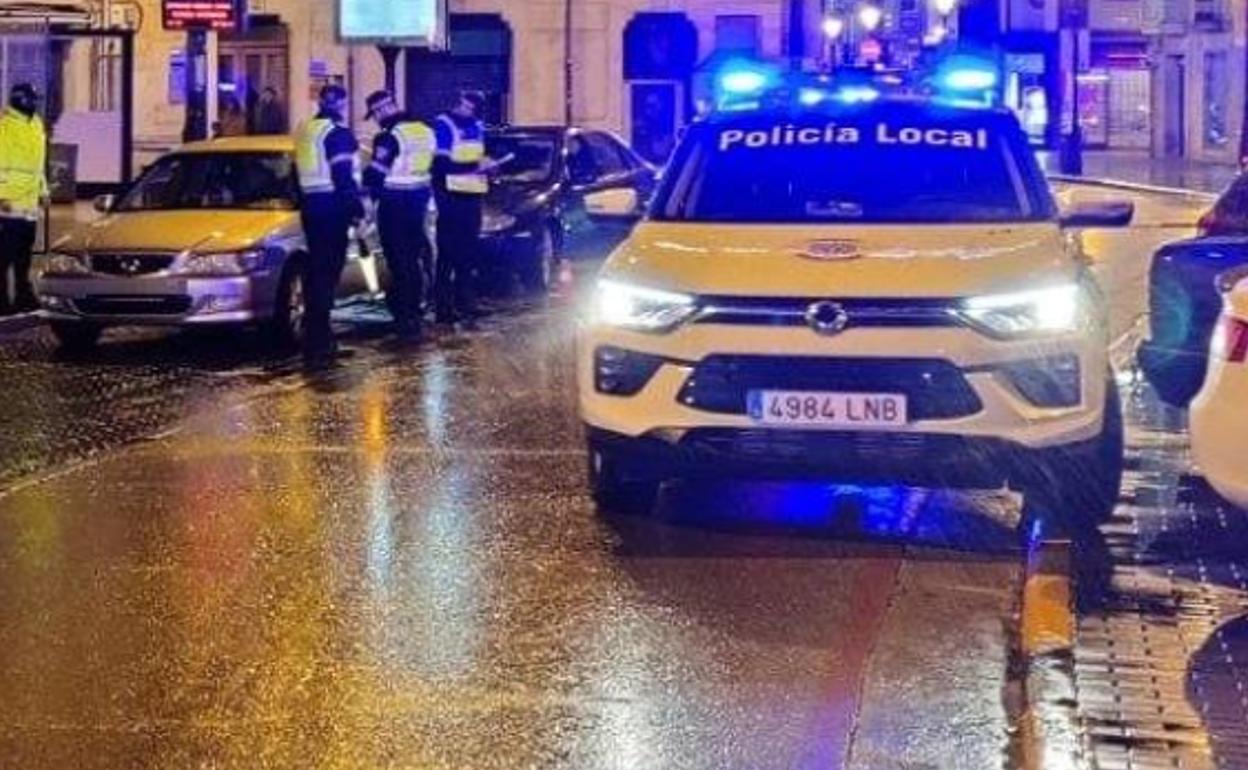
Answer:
[{"left": 0, "top": 186, "right": 1214, "bottom": 769}]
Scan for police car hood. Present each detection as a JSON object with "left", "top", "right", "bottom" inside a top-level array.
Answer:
[
  {"left": 56, "top": 209, "right": 294, "bottom": 254},
  {"left": 605, "top": 221, "right": 1075, "bottom": 298}
]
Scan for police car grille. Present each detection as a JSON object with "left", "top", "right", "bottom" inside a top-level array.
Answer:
[
  {"left": 693, "top": 296, "right": 960, "bottom": 328},
  {"left": 677, "top": 356, "right": 982, "bottom": 420},
  {"left": 90, "top": 253, "right": 177, "bottom": 276}
]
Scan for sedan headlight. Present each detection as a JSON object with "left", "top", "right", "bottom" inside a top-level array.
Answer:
[
  {"left": 176, "top": 248, "right": 266, "bottom": 276},
  {"left": 959, "top": 284, "right": 1083, "bottom": 338},
  {"left": 594, "top": 279, "right": 697, "bottom": 333},
  {"left": 44, "top": 252, "right": 90, "bottom": 276},
  {"left": 482, "top": 212, "right": 517, "bottom": 234}
]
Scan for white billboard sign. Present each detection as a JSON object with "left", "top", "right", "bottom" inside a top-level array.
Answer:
[{"left": 338, "top": 0, "right": 447, "bottom": 47}]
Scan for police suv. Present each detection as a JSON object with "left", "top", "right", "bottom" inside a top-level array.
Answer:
[{"left": 579, "top": 85, "right": 1134, "bottom": 528}]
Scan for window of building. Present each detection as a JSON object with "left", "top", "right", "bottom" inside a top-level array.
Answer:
[
  {"left": 1204, "top": 51, "right": 1230, "bottom": 149},
  {"left": 714, "top": 15, "right": 760, "bottom": 55}
]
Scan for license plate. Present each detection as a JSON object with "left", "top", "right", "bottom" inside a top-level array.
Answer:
[{"left": 747, "top": 390, "right": 908, "bottom": 428}]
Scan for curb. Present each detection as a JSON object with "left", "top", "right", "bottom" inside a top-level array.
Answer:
[
  {"left": 1014, "top": 536, "right": 1089, "bottom": 770},
  {"left": 0, "top": 312, "right": 42, "bottom": 337},
  {"left": 1048, "top": 173, "right": 1219, "bottom": 201}
]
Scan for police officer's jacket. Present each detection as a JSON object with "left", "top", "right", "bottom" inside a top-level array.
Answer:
[
  {"left": 432, "top": 113, "right": 487, "bottom": 196},
  {"left": 295, "top": 108, "right": 363, "bottom": 216},
  {"left": 364, "top": 115, "right": 435, "bottom": 198},
  {"left": 0, "top": 107, "right": 48, "bottom": 221}
]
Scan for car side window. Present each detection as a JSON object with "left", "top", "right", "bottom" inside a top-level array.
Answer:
[
  {"left": 1217, "top": 176, "right": 1248, "bottom": 218},
  {"left": 567, "top": 135, "right": 600, "bottom": 184},
  {"left": 586, "top": 133, "right": 628, "bottom": 178}
]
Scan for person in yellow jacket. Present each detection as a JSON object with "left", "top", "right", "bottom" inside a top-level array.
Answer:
[{"left": 0, "top": 84, "right": 48, "bottom": 315}]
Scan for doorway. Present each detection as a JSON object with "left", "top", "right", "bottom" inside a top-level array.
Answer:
[
  {"left": 1163, "top": 55, "right": 1185, "bottom": 157},
  {"left": 218, "top": 20, "right": 289, "bottom": 136}
]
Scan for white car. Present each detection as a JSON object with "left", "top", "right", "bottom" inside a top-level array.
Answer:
[
  {"left": 578, "top": 87, "right": 1133, "bottom": 530},
  {"left": 1191, "top": 276, "right": 1248, "bottom": 509}
]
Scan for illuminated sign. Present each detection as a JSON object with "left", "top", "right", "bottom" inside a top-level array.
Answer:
[
  {"left": 162, "top": 0, "right": 242, "bottom": 31},
  {"left": 338, "top": 0, "right": 447, "bottom": 47}
]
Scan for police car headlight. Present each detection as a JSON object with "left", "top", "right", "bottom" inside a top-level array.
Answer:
[
  {"left": 594, "top": 279, "right": 697, "bottom": 333},
  {"left": 177, "top": 249, "right": 266, "bottom": 276},
  {"left": 959, "top": 284, "right": 1082, "bottom": 338},
  {"left": 482, "top": 212, "right": 516, "bottom": 234},
  {"left": 44, "top": 252, "right": 91, "bottom": 276}
]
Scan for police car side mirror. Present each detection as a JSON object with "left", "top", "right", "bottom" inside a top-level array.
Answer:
[
  {"left": 93, "top": 194, "right": 116, "bottom": 213},
  {"left": 1061, "top": 200, "right": 1134, "bottom": 229}
]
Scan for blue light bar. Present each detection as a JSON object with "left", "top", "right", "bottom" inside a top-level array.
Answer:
[
  {"left": 941, "top": 68, "right": 997, "bottom": 91},
  {"left": 720, "top": 69, "right": 770, "bottom": 95},
  {"left": 837, "top": 85, "right": 880, "bottom": 103},
  {"left": 798, "top": 88, "right": 825, "bottom": 106}
]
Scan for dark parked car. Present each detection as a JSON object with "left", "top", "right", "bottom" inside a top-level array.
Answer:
[
  {"left": 479, "top": 126, "right": 657, "bottom": 292},
  {"left": 1140, "top": 174, "right": 1248, "bottom": 406}
]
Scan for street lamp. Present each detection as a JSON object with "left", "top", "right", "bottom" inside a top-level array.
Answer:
[
  {"left": 822, "top": 15, "right": 846, "bottom": 69},
  {"left": 857, "top": 3, "right": 883, "bottom": 32},
  {"left": 822, "top": 15, "right": 846, "bottom": 39}
]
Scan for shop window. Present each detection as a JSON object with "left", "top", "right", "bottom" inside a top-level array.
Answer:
[{"left": 1203, "top": 51, "right": 1230, "bottom": 149}]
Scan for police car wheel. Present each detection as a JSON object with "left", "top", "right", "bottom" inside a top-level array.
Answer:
[
  {"left": 1018, "top": 375, "right": 1124, "bottom": 534},
  {"left": 49, "top": 321, "right": 102, "bottom": 353},
  {"left": 265, "top": 259, "right": 306, "bottom": 348},
  {"left": 519, "top": 225, "right": 557, "bottom": 294},
  {"left": 587, "top": 440, "right": 660, "bottom": 515}
]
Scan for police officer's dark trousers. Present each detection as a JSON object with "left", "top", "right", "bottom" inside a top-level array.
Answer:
[
  {"left": 300, "top": 193, "right": 352, "bottom": 361},
  {"left": 0, "top": 217, "right": 37, "bottom": 313},
  {"left": 434, "top": 192, "right": 483, "bottom": 322},
  {"left": 378, "top": 188, "right": 431, "bottom": 336}
]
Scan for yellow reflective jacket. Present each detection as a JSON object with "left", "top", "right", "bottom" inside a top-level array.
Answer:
[{"left": 0, "top": 108, "right": 47, "bottom": 220}]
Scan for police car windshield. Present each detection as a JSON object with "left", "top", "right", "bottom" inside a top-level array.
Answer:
[
  {"left": 486, "top": 133, "right": 559, "bottom": 184},
  {"left": 653, "top": 107, "right": 1053, "bottom": 224},
  {"left": 116, "top": 152, "right": 298, "bottom": 212}
]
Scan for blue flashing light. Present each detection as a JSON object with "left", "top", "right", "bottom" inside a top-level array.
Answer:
[
  {"left": 719, "top": 69, "right": 770, "bottom": 95},
  {"left": 798, "top": 88, "right": 826, "bottom": 106},
  {"left": 941, "top": 68, "right": 997, "bottom": 91},
  {"left": 837, "top": 85, "right": 880, "bottom": 104}
]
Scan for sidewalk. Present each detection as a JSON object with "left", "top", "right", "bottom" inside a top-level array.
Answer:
[{"left": 1040, "top": 150, "right": 1239, "bottom": 195}]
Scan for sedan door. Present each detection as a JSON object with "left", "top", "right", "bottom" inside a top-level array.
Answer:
[{"left": 562, "top": 132, "right": 650, "bottom": 259}]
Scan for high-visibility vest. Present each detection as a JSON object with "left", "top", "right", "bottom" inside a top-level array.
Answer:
[
  {"left": 0, "top": 109, "right": 47, "bottom": 220},
  {"left": 384, "top": 120, "right": 435, "bottom": 190},
  {"left": 296, "top": 117, "right": 361, "bottom": 194},
  {"left": 437, "top": 114, "right": 487, "bottom": 195}
]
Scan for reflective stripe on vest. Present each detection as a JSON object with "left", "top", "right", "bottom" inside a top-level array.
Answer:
[
  {"left": 386, "top": 121, "right": 435, "bottom": 190},
  {"left": 445, "top": 173, "right": 489, "bottom": 194},
  {"left": 296, "top": 118, "right": 335, "bottom": 194}
]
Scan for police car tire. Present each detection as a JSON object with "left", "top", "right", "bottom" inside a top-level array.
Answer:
[
  {"left": 587, "top": 441, "right": 660, "bottom": 515},
  {"left": 519, "top": 224, "right": 557, "bottom": 294},
  {"left": 50, "top": 321, "right": 102, "bottom": 353},
  {"left": 1019, "top": 376, "right": 1124, "bottom": 533}
]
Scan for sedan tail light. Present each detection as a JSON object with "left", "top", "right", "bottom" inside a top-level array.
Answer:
[{"left": 1213, "top": 316, "right": 1248, "bottom": 363}]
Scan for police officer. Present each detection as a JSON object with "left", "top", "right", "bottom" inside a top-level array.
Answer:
[
  {"left": 363, "top": 89, "right": 434, "bottom": 344},
  {"left": 0, "top": 84, "right": 48, "bottom": 316},
  {"left": 432, "top": 90, "right": 489, "bottom": 328},
  {"left": 295, "top": 84, "right": 363, "bottom": 370}
]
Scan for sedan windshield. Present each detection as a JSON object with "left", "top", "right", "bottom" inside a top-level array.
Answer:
[
  {"left": 486, "top": 133, "right": 559, "bottom": 184},
  {"left": 116, "top": 151, "right": 297, "bottom": 212},
  {"left": 653, "top": 107, "right": 1055, "bottom": 224}
]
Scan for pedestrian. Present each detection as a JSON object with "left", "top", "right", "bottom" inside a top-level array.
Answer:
[
  {"left": 0, "top": 83, "right": 49, "bottom": 316},
  {"left": 255, "top": 87, "right": 289, "bottom": 136},
  {"left": 363, "top": 89, "right": 435, "bottom": 344},
  {"left": 218, "top": 94, "right": 247, "bottom": 137},
  {"left": 294, "top": 83, "right": 364, "bottom": 370},
  {"left": 432, "top": 90, "right": 490, "bottom": 329}
]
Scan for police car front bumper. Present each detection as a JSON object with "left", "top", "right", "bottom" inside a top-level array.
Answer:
[
  {"left": 579, "top": 321, "right": 1110, "bottom": 485},
  {"left": 36, "top": 270, "right": 282, "bottom": 325}
]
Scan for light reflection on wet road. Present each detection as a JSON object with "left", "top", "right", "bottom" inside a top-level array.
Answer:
[{"left": 0, "top": 287, "right": 1023, "bottom": 769}]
